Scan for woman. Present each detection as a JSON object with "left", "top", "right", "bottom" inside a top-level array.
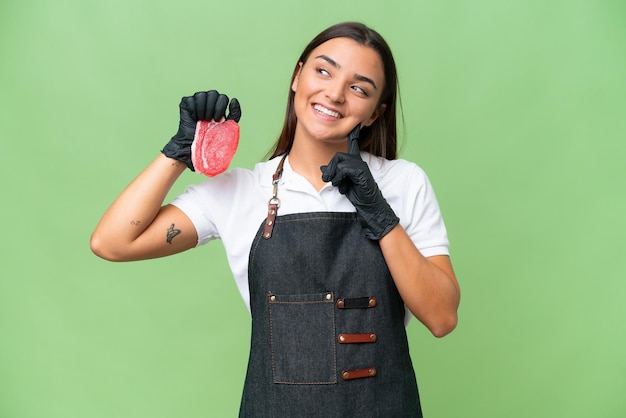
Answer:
[{"left": 91, "top": 22, "right": 460, "bottom": 417}]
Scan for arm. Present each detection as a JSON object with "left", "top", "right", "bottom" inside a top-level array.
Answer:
[
  {"left": 90, "top": 154, "right": 197, "bottom": 261},
  {"left": 379, "top": 225, "right": 460, "bottom": 337},
  {"left": 322, "top": 125, "right": 460, "bottom": 337},
  {"left": 90, "top": 90, "right": 241, "bottom": 262}
]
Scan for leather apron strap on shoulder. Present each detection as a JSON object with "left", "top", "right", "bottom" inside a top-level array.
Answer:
[{"left": 263, "top": 154, "right": 287, "bottom": 239}]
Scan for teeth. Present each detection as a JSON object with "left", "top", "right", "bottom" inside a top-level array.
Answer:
[{"left": 314, "top": 104, "right": 341, "bottom": 118}]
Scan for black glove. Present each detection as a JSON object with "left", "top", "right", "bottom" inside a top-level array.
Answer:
[
  {"left": 162, "top": 90, "right": 241, "bottom": 170},
  {"left": 320, "top": 125, "right": 400, "bottom": 240}
]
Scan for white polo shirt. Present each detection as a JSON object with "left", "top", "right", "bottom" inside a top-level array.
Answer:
[{"left": 170, "top": 153, "right": 449, "bottom": 312}]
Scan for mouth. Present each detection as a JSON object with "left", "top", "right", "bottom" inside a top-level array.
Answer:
[{"left": 313, "top": 104, "right": 343, "bottom": 119}]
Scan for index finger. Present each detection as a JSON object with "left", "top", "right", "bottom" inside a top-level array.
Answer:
[{"left": 347, "top": 124, "right": 361, "bottom": 156}]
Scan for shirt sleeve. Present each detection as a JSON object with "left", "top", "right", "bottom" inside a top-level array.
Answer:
[
  {"left": 400, "top": 164, "right": 450, "bottom": 257},
  {"left": 170, "top": 181, "right": 220, "bottom": 246}
]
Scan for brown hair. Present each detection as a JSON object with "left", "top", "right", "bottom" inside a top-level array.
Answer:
[{"left": 266, "top": 22, "right": 401, "bottom": 160}]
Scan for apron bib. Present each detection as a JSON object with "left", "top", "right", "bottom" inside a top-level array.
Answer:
[{"left": 239, "top": 158, "right": 422, "bottom": 417}]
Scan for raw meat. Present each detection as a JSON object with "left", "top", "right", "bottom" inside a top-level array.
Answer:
[{"left": 191, "top": 119, "right": 240, "bottom": 177}]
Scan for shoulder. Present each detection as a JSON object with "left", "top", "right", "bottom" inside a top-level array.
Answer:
[
  {"left": 363, "top": 153, "right": 425, "bottom": 174},
  {"left": 363, "top": 153, "right": 449, "bottom": 256},
  {"left": 363, "top": 154, "right": 431, "bottom": 194}
]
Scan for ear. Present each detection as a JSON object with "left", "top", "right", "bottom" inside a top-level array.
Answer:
[
  {"left": 291, "top": 62, "right": 304, "bottom": 92},
  {"left": 363, "top": 103, "right": 387, "bottom": 127}
]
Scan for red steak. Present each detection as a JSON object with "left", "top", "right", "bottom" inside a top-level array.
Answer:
[{"left": 191, "top": 119, "right": 240, "bottom": 177}]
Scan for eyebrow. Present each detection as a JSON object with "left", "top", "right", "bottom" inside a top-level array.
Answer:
[{"left": 315, "top": 54, "right": 378, "bottom": 90}]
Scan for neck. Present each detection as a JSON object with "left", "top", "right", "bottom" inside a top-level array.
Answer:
[{"left": 288, "top": 135, "right": 347, "bottom": 191}]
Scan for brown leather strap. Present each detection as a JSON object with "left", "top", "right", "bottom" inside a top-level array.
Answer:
[
  {"left": 263, "top": 154, "right": 287, "bottom": 239},
  {"left": 338, "top": 333, "right": 378, "bottom": 343},
  {"left": 337, "top": 297, "right": 377, "bottom": 309},
  {"left": 263, "top": 203, "right": 279, "bottom": 239},
  {"left": 341, "top": 367, "right": 377, "bottom": 381}
]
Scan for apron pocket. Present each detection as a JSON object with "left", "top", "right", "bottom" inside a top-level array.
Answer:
[{"left": 268, "top": 292, "right": 336, "bottom": 384}]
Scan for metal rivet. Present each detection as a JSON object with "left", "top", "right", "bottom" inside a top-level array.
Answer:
[
  {"left": 326, "top": 293, "right": 332, "bottom": 300},
  {"left": 342, "top": 371, "right": 350, "bottom": 379},
  {"left": 370, "top": 334, "right": 377, "bottom": 342},
  {"left": 369, "top": 298, "right": 377, "bottom": 307},
  {"left": 337, "top": 299, "right": 344, "bottom": 308},
  {"left": 264, "top": 233, "right": 270, "bottom": 238},
  {"left": 270, "top": 295, "right": 276, "bottom": 302},
  {"left": 368, "top": 369, "right": 375, "bottom": 376},
  {"left": 269, "top": 209, "right": 276, "bottom": 215},
  {"left": 339, "top": 335, "right": 345, "bottom": 342},
  {"left": 267, "top": 220, "right": 273, "bottom": 225}
]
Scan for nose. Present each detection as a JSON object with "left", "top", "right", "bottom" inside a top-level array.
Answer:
[{"left": 326, "top": 81, "right": 345, "bottom": 104}]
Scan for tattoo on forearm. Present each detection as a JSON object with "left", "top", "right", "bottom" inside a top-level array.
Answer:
[
  {"left": 130, "top": 220, "right": 141, "bottom": 226},
  {"left": 166, "top": 223, "right": 181, "bottom": 244}
]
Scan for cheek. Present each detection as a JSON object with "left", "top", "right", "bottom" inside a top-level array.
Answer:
[
  {"left": 362, "top": 104, "right": 383, "bottom": 126},
  {"left": 292, "top": 88, "right": 309, "bottom": 120},
  {"left": 292, "top": 77, "right": 316, "bottom": 110},
  {"left": 293, "top": 74, "right": 313, "bottom": 95}
]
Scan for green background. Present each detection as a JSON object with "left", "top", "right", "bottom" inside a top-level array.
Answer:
[{"left": 1, "top": 0, "right": 625, "bottom": 417}]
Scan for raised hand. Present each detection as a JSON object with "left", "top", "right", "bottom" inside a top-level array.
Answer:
[
  {"left": 162, "top": 90, "right": 241, "bottom": 170},
  {"left": 320, "top": 125, "right": 399, "bottom": 240}
]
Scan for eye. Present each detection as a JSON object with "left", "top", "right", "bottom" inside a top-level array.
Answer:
[
  {"left": 351, "top": 85, "right": 368, "bottom": 96},
  {"left": 316, "top": 67, "right": 330, "bottom": 77}
]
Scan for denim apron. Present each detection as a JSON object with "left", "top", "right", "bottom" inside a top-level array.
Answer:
[{"left": 239, "top": 156, "right": 422, "bottom": 417}]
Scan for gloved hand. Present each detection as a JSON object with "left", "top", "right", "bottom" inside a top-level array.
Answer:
[
  {"left": 320, "top": 125, "right": 400, "bottom": 240},
  {"left": 162, "top": 90, "right": 242, "bottom": 170}
]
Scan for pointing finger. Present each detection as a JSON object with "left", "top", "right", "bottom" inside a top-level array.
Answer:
[{"left": 348, "top": 124, "right": 361, "bottom": 156}]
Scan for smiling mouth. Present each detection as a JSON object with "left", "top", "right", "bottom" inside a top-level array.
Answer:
[{"left": 313, "top": 104, "right": 343, "bottom": 119}]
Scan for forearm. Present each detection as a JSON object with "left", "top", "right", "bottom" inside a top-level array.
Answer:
[
  {"left": 379, "top": 225, "right": 460, "bottom": 337},
  {"left": 90, "top": 154, "right": 187, "bottom": 259}
]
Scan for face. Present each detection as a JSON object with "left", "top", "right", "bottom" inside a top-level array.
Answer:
[{"left": 291, "top": 37, "right": 387, "bottom": 147}]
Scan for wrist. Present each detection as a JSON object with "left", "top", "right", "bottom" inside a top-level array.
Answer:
[
  {"left": 158, "top": 153, "right": 189, "bottom": 174},
  {"left": 356, "top": 200, "right": 399, "bottom": 240}
]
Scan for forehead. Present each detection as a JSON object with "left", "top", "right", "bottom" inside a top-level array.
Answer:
[{"left": 307, "top": 38, "right": 385, "bottom": 81}]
